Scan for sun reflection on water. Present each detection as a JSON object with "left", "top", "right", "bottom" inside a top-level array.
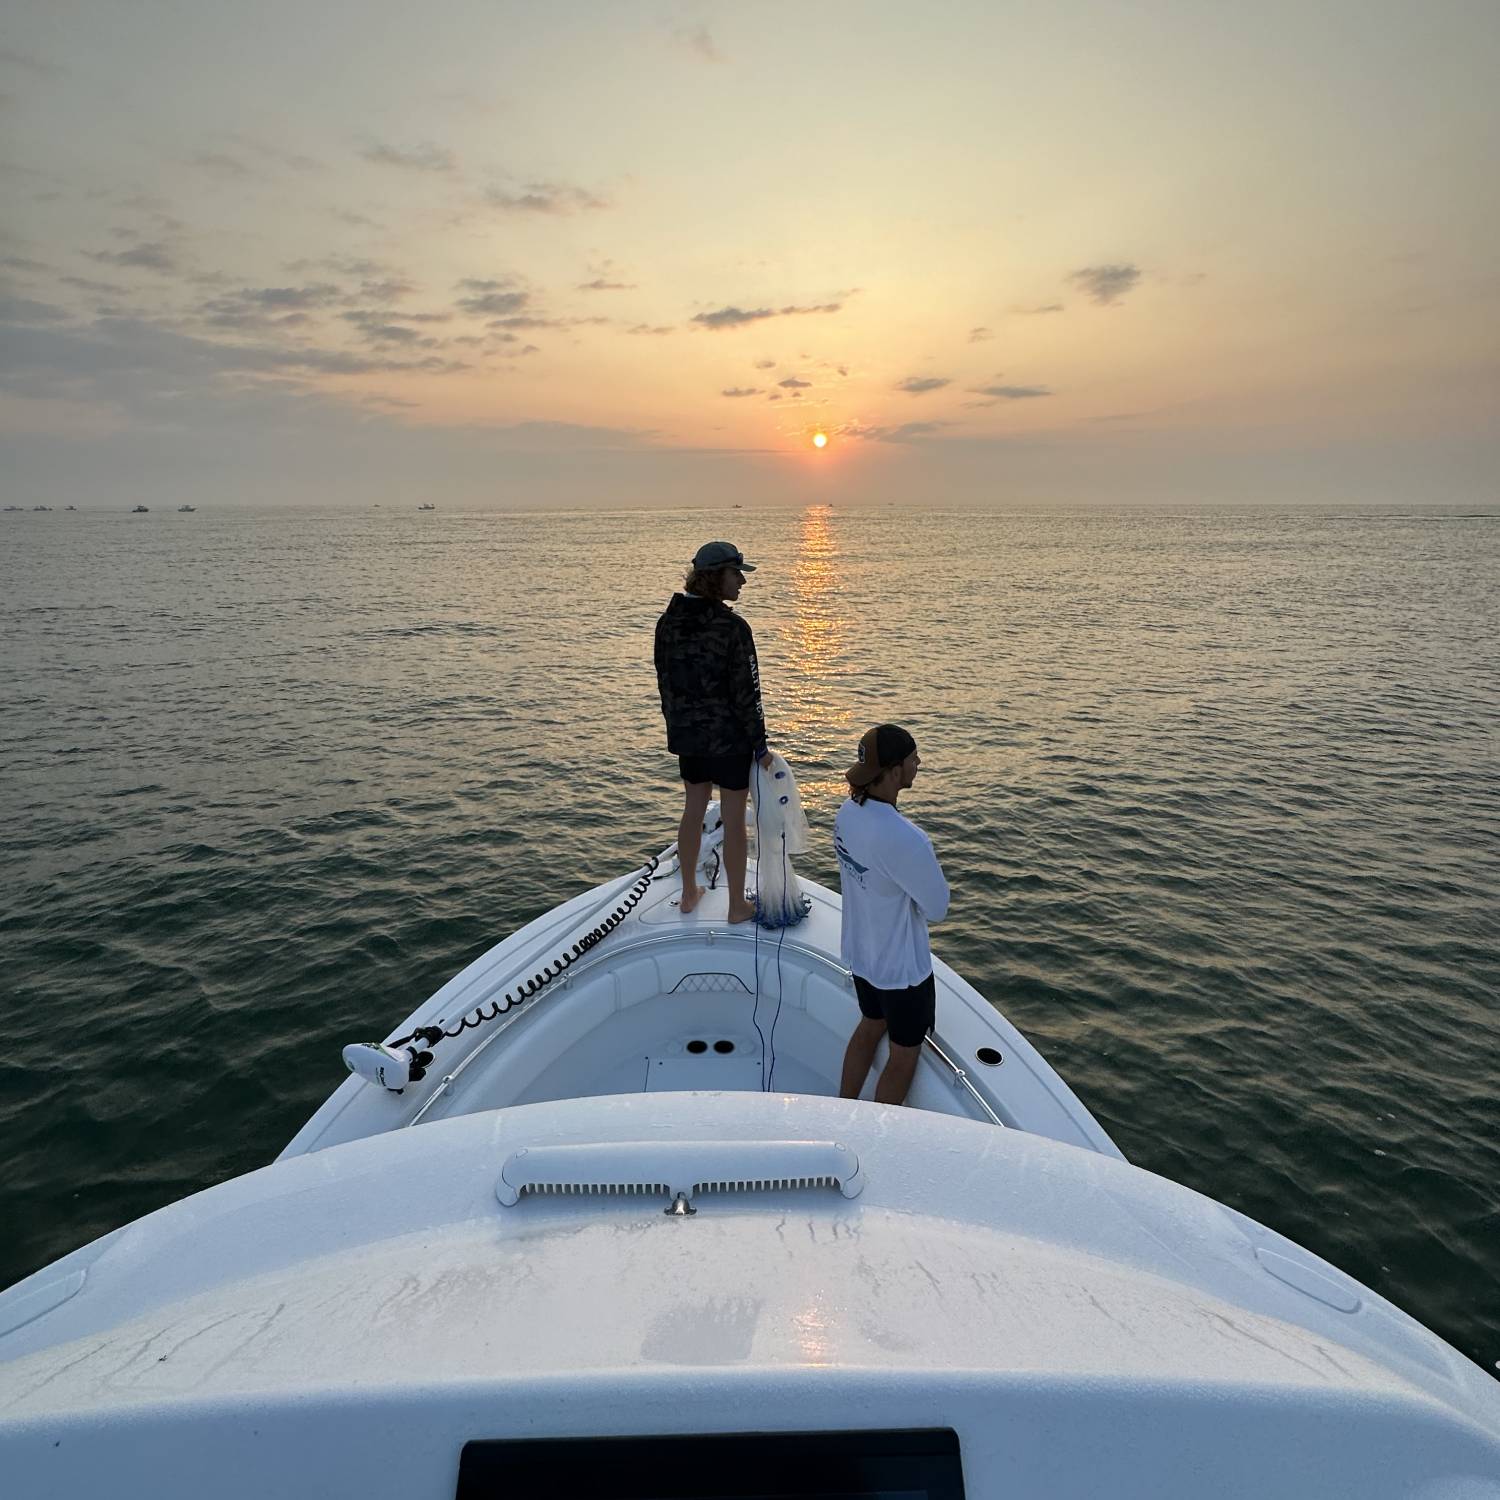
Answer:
[{"left": 779, "top": 504, "right": 854, "bottom": 803}]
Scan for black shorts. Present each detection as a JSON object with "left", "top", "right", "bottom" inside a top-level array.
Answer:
[
  {"left": 854, "top": 972, "right": 936, "bottom": 1049},
  {"left": 679, "top": 752, "right": 753, "bottom": 791}
]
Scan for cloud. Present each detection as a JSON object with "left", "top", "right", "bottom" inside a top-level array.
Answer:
[
  {"left": 60, "top": 274, "right": 127, "bottom": 296},
  {"left": 196, "top": 284, "right": 342, "bottom": 329},
  {"left": 86, "top": 241, "right": 178, "bottom": 273},
  {"left": 721, "top": 387, "right": 759, "bottom": 397},
  {"left": 579, "top": 277, "right": 634, "bottom": 290},
  {"left": 896, "top": 376, "right": 950, "bottom": 394},
  {"left": 627, "top": 323, "right": 674, "bottom": 335},
  {"left": 296, "top": 254, "right": 389, "bottom": 278},
  {"left": 860, "top": 421, "right": 951, "bottom": 443},
  {"left": 341, "top": 314, "right": 429, "bottom": 345},
  {"left": 692, "top": 301, "right": 841, "bottom": 330},
  {"left": 482, "top": 181, "right": 607, "bottom": 214},
  {"left": 191, "top": 152, "right": 254, "bottom": 180},
  {"left": 968, "top": 326, "right": 992, "bottom": 342},
  {"left": 0, "top": 315, "right": 470, "bottom": 410},
  {"left": 693, "top": 305, "right": 773, "bottom": 329},
  {"left": 487, "top": 314, "right": 566, "bottom": 330},
  {"left": 1068, "top": 264, "right": 1141, "bottom": 305},
  {"left": 0, "top": 290, "right": 70, "bottom": 324},
  {"left": 754, "top": 358, "right": 776, "bottom": 370},
  {"left": 361, "top": 140, "right": 456, "bottom": 173},
  {"left": 778, "top": 377, "right": 810, "bottom": 389},
  {"left": 358, "top": 278, "right": 417, "bottom": 304},
  {"left": 970, "top": 384, "right": 1052, "bottom": 399},
  {"left": 245, "top": 285, "right": 341, "bottom": 309},
  {"left": 1018, "top": 303, "right": 1065, "bottom": 315},
  {"left": 456, "top": 286, "right": 528, "bottom": 316}
]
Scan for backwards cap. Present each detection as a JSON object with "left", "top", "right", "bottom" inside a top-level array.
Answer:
[{"left": 846, "top": 724, "right": 917, "bottom": 789}]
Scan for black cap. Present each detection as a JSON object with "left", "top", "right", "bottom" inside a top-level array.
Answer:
[{"left": 691, "top": 540, "right": 756, "bottom": 572}]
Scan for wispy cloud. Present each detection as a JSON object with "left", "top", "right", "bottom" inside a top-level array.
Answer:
[
  {"left": 340, "top": 311, "right": 433, "bottom": 346},
  {"left": 896, "top": 376, "right": 950, "bottom": 394},
  {"left": 968, "top": 326, "right": 992, "bottom": 342},
  {"left": 1068, "top": 264, "right": 1141, "bottom": 305},
  {"left": 857, "top": 420, "right": 951, "bottom": 443},
  {"left": 970, "top": 383, "right": 1052, "bottom": 399},
  {"left": 358, "top": 278, "right": 417, "bottom": 304},
  {"left": 692, "top": 301, "right": 841, "bottom": 330},
  {"left": 86, "top": 241, "right": 179, "bottom": 274},
  {"left": 190, "top": 151, "right": 254, "bottom": 180},
  {"left": 0, "top": 315, "right": 471, "bottom": 409},
  {"left": 721, "top": 386, "right": 759, "bottom": 397},
  {"left": 196, "top": 284, "right": 341, "bottom": 330},
  {"left": 627, "top": 323, "right": 674, "bottom": 336},
  {"left": 361, "top": 140, "right": 456, "bottom": 173},
  {"left": 227, "top": 133, "right": 322, "bottom": 174},
  {"left": 0, "top": 290, "right": 71, "bottom": 324},
  {"left": 482, "top": 181, "right": 608, "bottom": 214},
  {"left": 455, "top": 280, "right": 528, "bottom": 317},
  {"left": 1017, "top": 302, "right": 1065, "bottom": 315},
  {"left": 579, "top": 277, "right": 634, "bottom": 290},
  {"left": 778, "top": 376, "right": 810, "bottom": 389}
]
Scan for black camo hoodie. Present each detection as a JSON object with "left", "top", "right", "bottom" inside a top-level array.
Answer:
[{"left": 654, "top": 593, "right": 768, "bottom": 758}]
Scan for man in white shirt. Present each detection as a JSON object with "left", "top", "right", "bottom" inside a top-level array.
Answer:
[{"left": 834, "top": 724, "right": 950, "bottom": 1105}]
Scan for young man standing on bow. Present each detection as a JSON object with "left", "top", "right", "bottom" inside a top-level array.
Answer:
[{"left": 834, "top": 724, "right": 949, "bottom": 1106}]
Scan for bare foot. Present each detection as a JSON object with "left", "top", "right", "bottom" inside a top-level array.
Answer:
[
  {"left": 679, "top": 882, "right": 704, "bottom": 915},
  {"left": 727, "top": 896, "right": 757, "bottom": 924}
]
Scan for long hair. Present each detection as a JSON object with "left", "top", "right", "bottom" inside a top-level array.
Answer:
[{"left": 684, "top": 565, "right": 733, "bottom": 602}]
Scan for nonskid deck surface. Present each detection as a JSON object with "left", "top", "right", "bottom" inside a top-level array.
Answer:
[{"left": 412, "top": 952, "right": 950, "bottom": 1118}]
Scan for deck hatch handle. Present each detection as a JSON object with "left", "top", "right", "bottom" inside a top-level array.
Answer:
[{"left": 496, "top": 1140, "right": 863, "bottom": 1207}]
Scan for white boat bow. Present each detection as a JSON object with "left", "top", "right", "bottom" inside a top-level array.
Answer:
[{"left": 2, "top": 808, "right": 1497, "bottom": 1498}]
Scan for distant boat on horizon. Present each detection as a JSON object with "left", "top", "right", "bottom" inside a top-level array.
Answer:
[
  {"left": 32, "top": 506, "right": 52, "bottom": 512},
  {"left": 65, "top": 505, "right": 77, "bottom": 511},
  {"left": 131, "top": 505, "right": 149, "bottom": 514},
  {"left": 418, "top": 502, "right": 436, "bottom": 510},
  {"left": 177, "top": 505, "right": 196, "bottom": 512}
]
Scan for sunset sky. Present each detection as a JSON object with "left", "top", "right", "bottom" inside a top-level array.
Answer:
[{"left": 3, "top": 1, "right": 1497, "bottom": 507}]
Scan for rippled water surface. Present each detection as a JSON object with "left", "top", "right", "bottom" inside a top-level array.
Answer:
[{"left": 2, "top": 502, "right": 1497, "bottom": 1373}]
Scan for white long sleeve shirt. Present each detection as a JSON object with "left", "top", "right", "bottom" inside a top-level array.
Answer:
[{"left": 833, "top": 796, "right": 950, "bottom": 989}]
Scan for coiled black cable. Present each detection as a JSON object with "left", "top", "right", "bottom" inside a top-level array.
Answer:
[{"left": 390, "top": 854, "right": 661, "bottom": 1058}]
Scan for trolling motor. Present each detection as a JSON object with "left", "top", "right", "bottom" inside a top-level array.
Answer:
[{"left": 342, "top": 1040, "right": 434, "bottom": 1093}]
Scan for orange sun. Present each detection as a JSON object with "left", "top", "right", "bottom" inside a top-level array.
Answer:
[{"left": 812, "top": 431, "right": 828, "bottom": 449}]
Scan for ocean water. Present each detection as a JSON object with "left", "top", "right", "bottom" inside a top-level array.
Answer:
[{"left": 2, "top": 501, "right": 1496, "bottom": 1374}]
